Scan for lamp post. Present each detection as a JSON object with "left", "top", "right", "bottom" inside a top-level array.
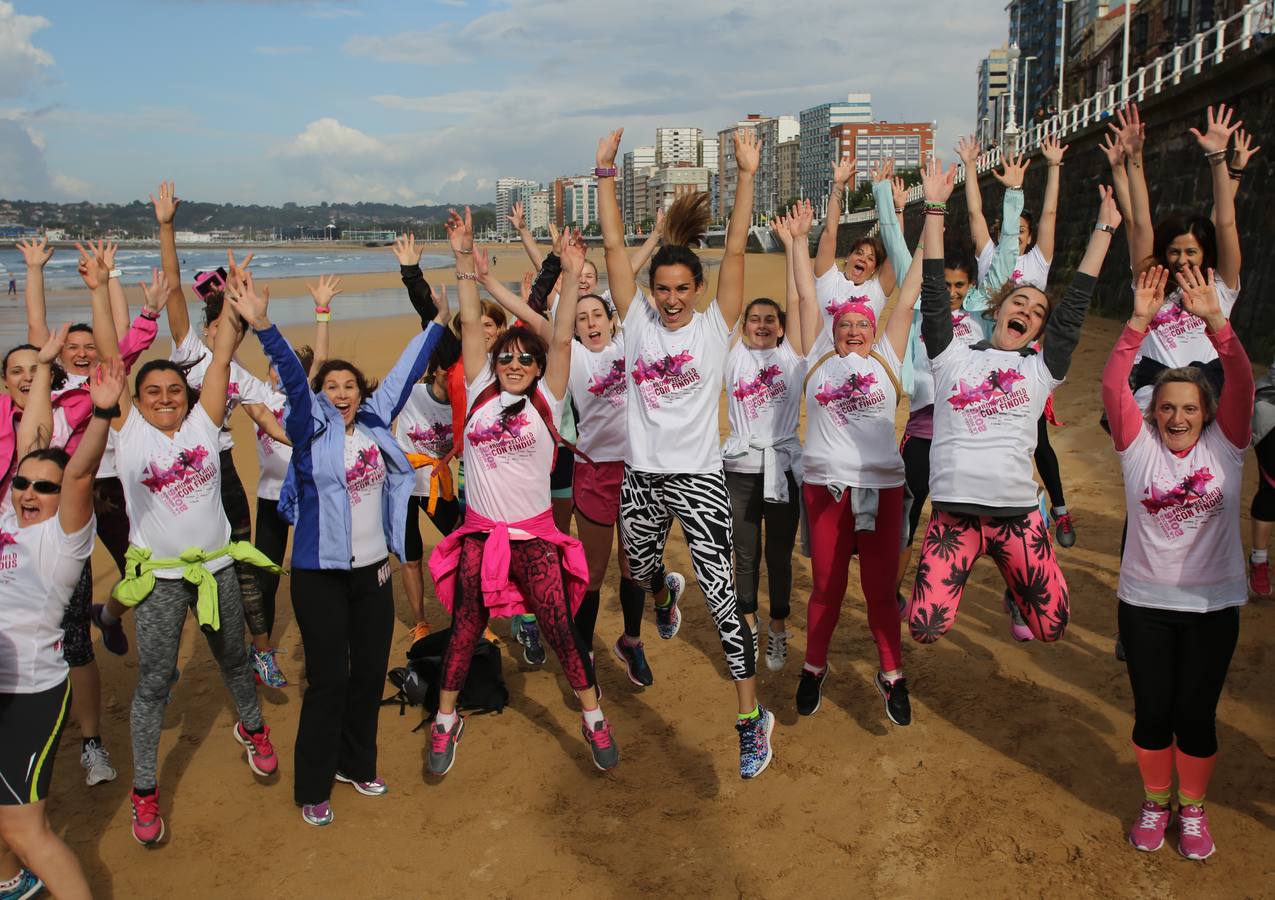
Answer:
[
  {"left": 1022, "top": 55, "right": 1038, "bottom": 128},
  {"left": 1121, "top": 1, "right": 1137, "bottom": 102},
  {"left": 1058, "top": 0, "right": 1077, "bottom": 115},
  {"left": 1005, "top": 43, "right": 1022, "bottom": 150}
]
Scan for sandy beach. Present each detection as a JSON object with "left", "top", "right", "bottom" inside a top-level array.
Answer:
[{"left": 44, "top": 249, "right": 1275, "bottom": 898}]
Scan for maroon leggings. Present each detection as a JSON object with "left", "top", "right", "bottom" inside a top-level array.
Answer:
[{"left": 441, "top": 535, "right": 594, "bottom": 693}]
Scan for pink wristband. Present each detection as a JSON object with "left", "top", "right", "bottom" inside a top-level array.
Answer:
[{"left": 314, "top": 306, "right": 330, "bottom": 314}]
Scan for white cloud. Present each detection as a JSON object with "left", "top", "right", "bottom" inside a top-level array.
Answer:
[
  {"left": 0, "top": 1, "right": 53, "bottom": 99},
  {"left": 273, "top": 117, "right": 393, "bottom": 160}
]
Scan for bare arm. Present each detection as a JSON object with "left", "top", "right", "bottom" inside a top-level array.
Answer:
[
  {"left": 101, "top": 241, "right": 131, "bottom": 338},
  {"left": 792, "top": 209, "right": 821, "bottom": 354},
  {"left": 16, "top": 237, "right": 54, "bottom": 346},
  {"left": 307, "top": 273, "right": 338, "bottom": 376},
  {"left": 1036, "top": 136, "right": 1068, "bottom": 263},
  {"left": 151, "top": 180, "right": 190, "bottom": 344},
  {"left": 1098, "top": 133, "right": 1134, "bottom": 235},
  {"left": 628, "top": 207, "right": 663, "bottom": 274},
  {"left": 718, "top": 127, "right": 757, "bottom": 330},
  {"left": 17, "top": 326, "right": 65, "bottom": 454},
  {"left": 957, "top": 135, "right": 992, "bottom": 255},
  {"left": 1222, "top": 129, "right": 1260, "bottom": 206},
  {"left": 473, "top": 247, "right": 553, "bottom": 343},
  {"left": 1112, "top": 105, "right": 1153, "bottom": 275},
  {"left": 546, "top": 238, "right": 586, "bottom": 399},
  {"left": 771, "top": 215, "right": 801, "bottom": 356},
  {"left": 814, "top": 152, "right": 854, "bottom": 277},
  {"left": 920, "top": 156, "right": 957, "bottom": 358},
  {"left": 61, "top": 358, "right": 125, "bottom": 532},
  {"left": 243, "top": 400, "right": 290, "bottom": 446},
  {"left": 884, "top": 244, "right": 925, "bottom": 362},
  {"left": 199, "top": 292, "right": 243, "bottom": 427},
  {"left": 446, "top": 208, "right": 487, "bottom": 385},
  {"left": 1190, "top": 104, "right": 1243, "bottom": 287},
  {"left": 507, "top": 203, "right": 547, "bottom": 269},
  {"left": 596, "top": 129, "right": 636, "bottom": 319}
]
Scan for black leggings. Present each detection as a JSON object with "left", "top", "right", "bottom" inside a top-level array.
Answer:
[
  {"left": 1034, "top": 414, "right": 1065, "bottom": 510},
  {"left": 404, "top": 495, "right": 462, "bottom": 563},
  {"left": 1118, "top": 601, "right": 1239, "bottom": 757},
  {"left": 220, "top": 450, "right": 268, "bottom": 637},
  {"left": 724, "top": 469, "right": 800, "bottom": 620},
  {"left": 255, "top": 497, "right": 290, "bottom": 636},
  {"left": 1251, "top": 430, "right": 1275, "bottom": 523},
  {"left": 901, "top": 433, "right": 931, "bottom": 546}
]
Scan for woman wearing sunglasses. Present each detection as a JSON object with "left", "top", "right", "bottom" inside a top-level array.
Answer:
[
  {"left": 425, "top": 210, "right": 615, "bottom": 775},
  {"left": 0, "top": 352, "right": 123, "bottom": 900},
  {"left": 227, "top": 254, "right": 445, "bottom": 827}
]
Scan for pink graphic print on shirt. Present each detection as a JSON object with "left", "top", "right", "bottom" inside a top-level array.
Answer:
[
  {"left": 0, "top": 530, "right": 16, "bottom": 574},
  {"left": 407, "top": 422, "right": 453, "bottom": 458},
  {"left": 467, "top": 411, "right": 538, "bottom": 471},
  {"left": 1149, "top": 301, "right": 1201, "bottom": 350},
  {"left": 346, "top": 445, "right": 385, "bottom": 506},
  {"left": 139, "top": 445, "right": 214, "bottom": 514},
  {"left": 588, "top": 359, "right": 627, "bottom": 408},
  {"left": 732, "top": 364, "right": 788, "bottom": 420},
  {"left": 945, "top": 367, "right": 1029, "bottom": 434},
  {"left": 1139, "top": 465, "right": 1222, "bottom": 539},
  {"left": 632, "top": 350, "right": 701, "bottom": 410},
  {"left": 257, "top": 407, "right": 284, "bottom": 456},
  {"left": 814, "top": 370, "right": 885, "bottom": 425}
]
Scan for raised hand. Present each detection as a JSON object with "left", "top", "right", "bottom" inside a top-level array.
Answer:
[
  {"left": 520, "top": 270, "right": 533, "bottom": 303},
  {"left": 308, "top": 273, "right": 342, "bottom": 310},
  {"left": 472, "top": 247, "right": 492, "bottom": 282},
  {"left": 921, "top": 155, "right": 958, "bottom": 203},
  {"left": 596, "top": 128, "right": 623, "bottom": 169},
  {"left": 1096, "top": 184, "right": 1122, "bottom": 231},
  {"left": 549, "top": 222, "right": 565, "bottom": 256},
  {"left": 789, "top": 199, "right": 814, "bottom": 238},
  {"left": 75, "top": 242, "right": 110, "bottom": 290},
  {"left": 1110, "top": 103, "right": 1144, "bottom": 155},
  {"left": 734, "top": 127, "right": 761, "bottom": 176},
  {"left": 1131, "top": 265, "right": 1169, "bottom": 325},
  {"left": 956, "top": 134, "right": 981, "bottom": 167},
  {"left": 101, "top": 240, "right": 119, "bottom": 273},
  {"left": 392, "top": 232, "right": 423, "bottom": 266},
  {"left": 224, "top": 270, "right": 270, "bottom": 329},
  {"left": 15, "top": 237, "right": 53, "bottom": 268},
  {"left": 433, "top": 283, "right": 450, "bottom": 322},
  {"left": 1098, "top": 132, "right": 1125, "bottom": 168},
  {"left": 1041, "top": 135, "right": 1069, "bottom": 166},
  {"left": 560, "top": 229, "right": 587, "bottom": 274},
  {"left": 993, "top": 150, "right": 1030, "bottom": 188},
  {"left": 1190, "top": 103, "right": 1242, "bottom": 156},
  {"left": 1175, "top": 265, "right": 1224, "bottom": 329},
  {"left": 771, "top": 216, "right": 792, "bottom": 249},
  {"left": 870, "top": 157, "right": 895, "bottom": 184},
  {"left": 507, "top": 201, "right": 526, "bottom": 232},
  {"left": 445, "top": 207, "right": 473, "bottom": 255},
  {"left": 653, "top": 205, "right": 665, "bottom": 235},
  {"left": 1232, "top": 128, "right": 1261, "bottom": 169},
  {"left": 37, "top": 322, "right": 69, "bottom": 365},
  {"left": 88, "top": 356, "right": 126, "bottom": 410},
  {"left": 831, "top": 152, "right": 856, "bottom": 187},
  {"left": 150, "top": 180, "right": 180, "bottom": 225},
  {"left": 891, "top": 176, "right": 908, "bottom": 212},
  {"left": 139, "top": 267, "right": 169, "bottom": 315}
]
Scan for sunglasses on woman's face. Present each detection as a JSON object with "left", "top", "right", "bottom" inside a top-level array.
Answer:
[
  {"left": 11, "top": 476, "right": 61, "bottom": 494},
  {"left": 496, "top": 352, "right": 536, "bottom": 367}
]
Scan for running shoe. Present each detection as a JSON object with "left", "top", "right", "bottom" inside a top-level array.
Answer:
[
  {"left": 655, "top": 572, "right": 686, "bottom": 640},
  {"left": 1054, "top": 512, "right": 1077, "bottom": 548},
  {"left": 765, "top": 628, "right": 790, "bottom": 673},
  {"left": 1249, "top": 560, "right": 1271, "bottom": 598},
  {"left": 875, "top": 672, "right": 913, "bottom": 726},
  {"left": 233, "top": 722, "right": 279, "bottom": 777},
  {"left": 0, "top": 867, "right": 43, "bottom": 900},
  {"left": 1177, "top": 805, "right": 1216, "bottom": 860},
  {"left": 81, "top": 740, "right": 117, "bottom": 786},
  {"left": 581, "top": 718, "right": 620, "bottom": 771},
  {"left": 736, "top": 706, "right": 775, "bottom": 779},
  {"left": 427, "top": 716, "right": 465, "bottom": 776},
  {"left": 335, "top": 773, "right": 388, "bottom": 796},
  {"left": 410, "top": 621, "right": 432, "bottom": 643},
  {"left": 250, "top": 647, "right": 287, "bottom": 688},
  {"left": 91, "top": 603, "right": 129, "bottom": 656},
  {"left": 611, "top": 636, "right": 654, "bottom": 686},
  {"left": 130, "top": 789, "right": 165, "bottom": 846},
  {"left": 511, "top": 615, "right": 547, "bottom": 665},
  {"left": 1003, "top": 591, "right": 1035, "bottom": 642},
  {"left": 796, "top": 667, "right": 827, "bottom": 716},
  {"left": 301, "top": 801, "right": 333, "bottom": 827},
  {"left": 1127, "top": 799, "right": 1173, "bottom": 852}
]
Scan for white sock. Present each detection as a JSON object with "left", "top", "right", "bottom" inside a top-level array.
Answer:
[
  {"left": 1052, "top": 505, "right": 1068, "bottom": 517},
  {"left": 0, "top": 873, "right": 21, "bottom": 892},
  {"left": 581, "top": 705, "right": 605, "bottom": 728},
  {"left": 1251, "top": 549, "right": 1268, "bottom": 564},
  {"left": 435, "top": 710, "right": 458, "bottom": 729},
  {"left": 802, "top": 662, "right": 826, "bottom": 676}
]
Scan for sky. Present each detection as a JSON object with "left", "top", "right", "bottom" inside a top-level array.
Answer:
[{"left": 3, "top": 0, "right": 1008, "bottom": 207}]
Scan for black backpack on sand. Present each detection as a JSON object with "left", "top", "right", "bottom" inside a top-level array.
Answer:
[{"left": 385, "top": 627, "right": 508, "bottom": 725}]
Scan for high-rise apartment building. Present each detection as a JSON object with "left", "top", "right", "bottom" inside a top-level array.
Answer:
[
  {"left": 830, "top": 122, "right": 935, "bottom": 188},
  {"left": 655, "top": 127, "right": 702, "bottom": 167},
  {"left": 716, "top": 115, "right": 768, "bottom": 220},
  {"left": 777, "top": 138, "right": 801, "bottom": 207},
  {"left": 1007, "top": 0, "right": 1063, "bottom": 122},
  {"left": 756, "top": 115, "right": 800, "bottom": 218},
  {"left": 798, "top": 93, "right": 872, "bottom": 209},
  {"left": 528, "top": 190, "right": 551, "bottom": 234},
  {"left": 648, "top": 166, "right": 711, "bottom": 217},
  {"left": 976, "top": 45, "right": 1010, "bottom": 145},
  {"left": 699, "top": 136, "right": 719, "bottom": 220},
  {"left": 565, "top": 176, "right": 599, "bottom": 229},
  {"left": 495, "top": 177, "right": 539, "bottom": 239},
  {"left": 622, "top": 145, "right": 656, "bottom": 228}
]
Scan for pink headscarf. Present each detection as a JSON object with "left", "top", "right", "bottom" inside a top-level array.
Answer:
[{"left": 831, "top": 300, "right": 877, "bottom": 332}]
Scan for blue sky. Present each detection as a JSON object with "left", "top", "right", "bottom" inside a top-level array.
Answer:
[{"left": 4, "top": 0, "right": 1007, "bottom": 206}]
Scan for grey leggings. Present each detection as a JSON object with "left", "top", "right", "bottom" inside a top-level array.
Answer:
[
  {"left": 130, "top": 566, "right": 262, "bottom": 790},
  {"left": 725, "top": 469, "right": 799, "bottom": 621}
]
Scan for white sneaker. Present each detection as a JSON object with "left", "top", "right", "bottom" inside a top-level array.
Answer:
[
  {"left": 765, "top": 628, "right": 790, "bottom": 672},
  {"left": 81, "top": 742, "right": 117, "bottom": 786}
]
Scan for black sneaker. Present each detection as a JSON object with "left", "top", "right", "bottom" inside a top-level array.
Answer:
[
  {"left": 611, "top": 636, "right": 654, "bottom": 686},
  {"left": 512, "top": 616, "right": 546, "bottom": 665},
  {"left": 581, "top": 718, "right": 620, "bottom": 771},
  {"left": 1054, "top": 512, "right": 1077, "bottom": 548},
  {"left": 875, "top": 672, "right": 912, "bottom": 726},
  {"left": 795, "top": 667, "right": 827, "bottom": 716}
]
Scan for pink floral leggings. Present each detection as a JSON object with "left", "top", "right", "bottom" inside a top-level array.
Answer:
[
  {"left": 906, "top": 509, "right": 1069, "bottom": 644},
  {"left": 441, "top": 535, "right": 595, "bottom": 693}
]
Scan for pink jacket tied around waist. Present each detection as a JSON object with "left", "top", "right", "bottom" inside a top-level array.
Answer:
[{"left": 428, "top": 508, "right": 588, "bottom": 619}]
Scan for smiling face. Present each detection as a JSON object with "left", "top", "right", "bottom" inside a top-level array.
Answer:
[
  {"left": 61, "top": 329, "right": 98, "bottom": 377},
  {"left": 945, "top": 268, "right": 972, "bottom": 310},
  {"left": 322, "top": 368, "right": 362, "bottom": 428},
  {"left": 651, "top": 262, "right": 703, "bottom": 330},
  {"left": 579, "top": 260, "right": 600, "bottom": 295},
  {"left": 992, "top": 287, "right": 1049, "bottom": 351},
  {"left": 743, "top": 303, "right": 783, "bottom": 350},
  {"left": 1153, "top": 381, "right": 1206, "bottom": 452},
  {"left": 494, "top": 339, "right": 543, "bottom": 395},
  {"left": 843, "top": 243, "right": 878, "bottom": 284},
  {"left": 574, "top": 297, "right": 612, "bottom": 351},
  {"left": 11, "top": 457, "right": 63, "bottom": 527},
  {"left": 835, "top": 312, "right": 875, "bottom": 358},
  {"left": 1165, "top": 233, "right": 1205, "bottom": 274},
  {"left": 137, "top": 368, "right": 190, "bottom": 433},
  {"left": 4, "top": 348, "right": 37, "bottom": 409},
  {"left": 481, "top": 315, "right": 500, "bottom": 350}
]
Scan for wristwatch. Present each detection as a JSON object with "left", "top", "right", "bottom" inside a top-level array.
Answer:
[
  {"left": 109, "top": 268, "right": 123, "bottom": 279},
  {"left": 593, "top": 167, "right": 618, "bottom": 178},
  {"left": 1094, "top": 223, "right": 1117, "bottom": 235}
]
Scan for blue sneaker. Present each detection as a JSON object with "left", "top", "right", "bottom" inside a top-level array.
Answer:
[
  {"left": 611, "top": 636, "right": 654, "bottom": 686},
  {"left": 0, "top": 867, "right": 43, "bottom": 900},
  {"left": 736, "top": 705, "right": 775, "bottom": 780},
  {"left": 250, "top": 647, "right": 288, "bottom": 688},
  {"left": 511, "top": 615, "right": 546, "bottom": 665},
  {"left": 655, "top": 572, "right": 685, "bottom": 640}
]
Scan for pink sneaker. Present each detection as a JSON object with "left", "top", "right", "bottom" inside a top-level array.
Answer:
[
  {"left": 233, "top": 722, "right": 279, "bottom": 776},
  {"left": 1177, "top": 805, "right": 1216, "bottom": 860},
  {"left": 130, "top": 789, "right": 165, "bottom": 845},
  {"left": 1249, "top": 560, "right": 1271, "bottom": 597},
  {"left": 1003, "top": 592, "right": 1035, "bottom": 642},
  {"left": 1127, "top": 800, "right": 1173, "bottom": 852}
]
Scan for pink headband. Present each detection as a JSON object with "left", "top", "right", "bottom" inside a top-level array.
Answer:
[{"left": 832, "top": 300, "right": 876, "bottom": 331}]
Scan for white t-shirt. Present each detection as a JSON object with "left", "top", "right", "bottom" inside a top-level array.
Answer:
[
  {"left": 463, "top": 370, "right": 562, "bottom": 533},
  {"left": 977, "top": 243, "right": 1051, "bottom": 290},
  {"left": 929, "top": 342, "right": 1059, "bottom": 509},
  {"left": 345, "top": 426, "right": 388, "bottom": 567},
  {"left": 911, "top": 309, "right": 986, "bottom": 411},
  {"left": 116, "top": 404, "right": 232, "bottom": 579},
  {"left": 723, "top": 340, "right": 805, "bottom": 473},
  {"left": 623, "top": 289, "right": 728, "bottom": 474},
  {"left": 813, "top": 268, "right": 888, "bottom": 354},
  {"left": 170, "top": 330, "right": 274, "bottom": 451},
  {"left": 1134, "top": 277, "right": 1240, "bottom": 375},
  {"left": 0, "top": 511, "right": 96, "bottom": 693},
  {"left": 254, "top": 391, "right": 291, "bottom": 503},
  {"left": 395, "top": 383, "right": 454, "bottom": 497},
  {"left": 1118, "top": 422, "right": 1247, "bottom": 611},
  {"left": 803, "top": 340, "right": 905, "bottom": 488},
  {"left": 569, "top": 336, "right": 627, "bottom": 463}
]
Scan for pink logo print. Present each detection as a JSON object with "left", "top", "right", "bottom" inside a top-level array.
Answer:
[
  {"left": 815, "top": 371, "right": 878, "bottom": 405},
  {"left": 1140, "top": 466, "right": 1215, "bottom": 515},
  {"left": 257, "top": 406, "right": 284, "bottom": 440},
  {"left": 632, "top": 350, "right": 695, "bottom": 385},
  {"left": 945, "top": 368, "right": 1027, "bottom": 410},
  {"left": 1011, "top": 268, "right": 1024, "bottom": 283},
  {"left": 467, "top": 412, "right": 531, "bottom": 445},
  {"left": 952, "top": 311, "right": 969, "bottom": 326},
  {"left": 588, "top": 359, "right": 626, "bottom": 396},
  {"left": 733, "top": 364, "right": 782, "bottom": 400},
  {"left": 141, "top": 445, "right": 211, "bottom": 493},
  {"left": 1150, "top": 303, "right": 1188, "bottom": 330},
  {"left": 346, "top": 446, "right": 382, "bottom": 484},
  {"left": 0, "top": 530, "right": 16, "bottom": 550},
  {"left": 408, "top": 423, "right": 452, "bottom": 446}
]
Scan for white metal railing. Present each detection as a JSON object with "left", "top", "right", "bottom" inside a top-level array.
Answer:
[{"left": 836, "top": 0, "right": 1270, "bottom": 224}]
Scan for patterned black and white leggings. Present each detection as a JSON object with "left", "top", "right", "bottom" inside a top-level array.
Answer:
[{"left": 619, "top": 468, "right": 755, "bottom": 680}]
